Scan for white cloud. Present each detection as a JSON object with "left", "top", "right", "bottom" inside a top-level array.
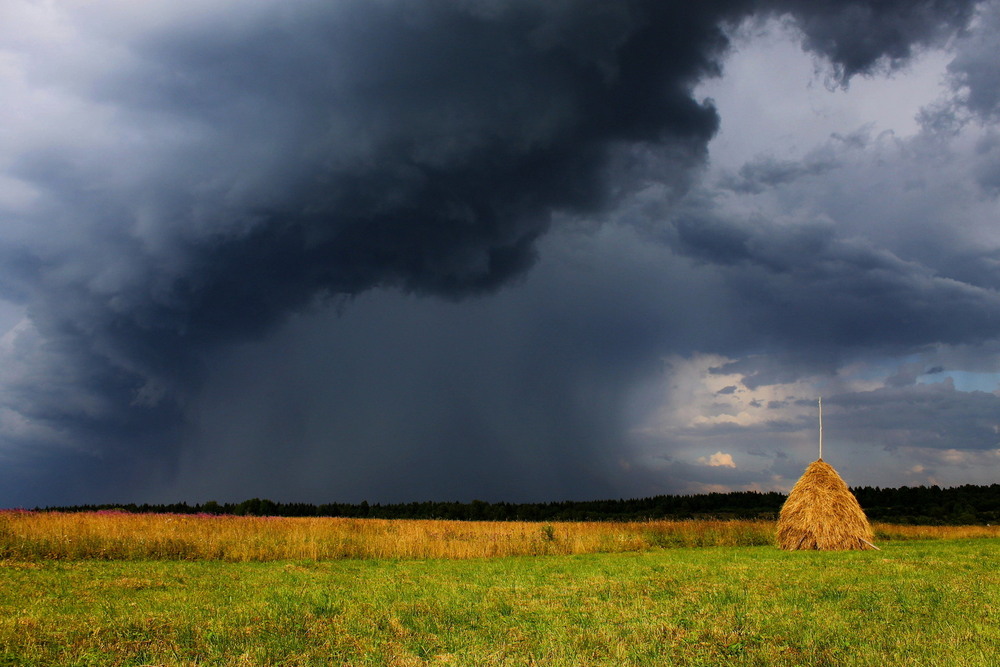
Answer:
[
  {"left": 633, "top": 353, "right": 832, "bottom": 437},
  {"left": 698, "top": 451, "right": 736, "bottom": 468}
]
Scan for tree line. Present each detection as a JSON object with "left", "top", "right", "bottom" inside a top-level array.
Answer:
[{"left": 40, "top": 483, "right": 1000, "bottom": 525}]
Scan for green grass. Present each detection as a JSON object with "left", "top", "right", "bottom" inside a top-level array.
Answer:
[{"left": 1, "top": 539, "right": 997, "bottom": 666}]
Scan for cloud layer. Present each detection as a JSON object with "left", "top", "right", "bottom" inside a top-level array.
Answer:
[{"left": 1, "top": 0, "right": 998, "bottom": 506}]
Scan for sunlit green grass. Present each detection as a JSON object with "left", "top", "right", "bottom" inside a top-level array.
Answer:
[{"left": 1, "top": 539, "right": 997, "bottom": 666}]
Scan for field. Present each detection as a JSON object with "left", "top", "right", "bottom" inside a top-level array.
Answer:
[{"left": 1, "top": 513, "right": 998, "bottom": 666}]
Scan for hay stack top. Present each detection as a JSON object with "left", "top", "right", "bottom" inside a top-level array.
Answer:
[{"left": 776, "top": 459, "right": 876, "bottom": 551}]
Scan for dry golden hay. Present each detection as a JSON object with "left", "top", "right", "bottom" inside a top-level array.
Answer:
[{"left": 776, "top": 459, "right": 877, "bottom": 551}]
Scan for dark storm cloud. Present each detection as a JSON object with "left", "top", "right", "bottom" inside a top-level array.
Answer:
[
  {"left": 3, "top": 0, "right": 742, "bottom": 447},
  {"left": 772, "top": 0, "right": 977, "bottom": 81},
  {"left": 720, "top": 155, "right": 838, "bottom": 194},
  {"left": 709, "top": 353, "right": 840, "bottom": 390},
  {"left": 827, "top": 380, "right": 1000, "bottom": 451},
  {"left": 974, "top": 132, "right": 1000, "bottom": 194},
  {"left": 947, "top": 0, "right": 1000, "bottom": 118},
  {"left": 670, "top": 205, "right": 1000, "bottom": 353},
  {"left": 0, "top": 0, "right": 986, "bottom": 504}
]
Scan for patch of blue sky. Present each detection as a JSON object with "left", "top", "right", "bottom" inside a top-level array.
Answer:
[{"left": 918, "top": 370, "right": 1000, "bottom": 393}]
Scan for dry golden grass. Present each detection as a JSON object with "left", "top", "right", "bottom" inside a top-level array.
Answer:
[
  {"left": 873, "top": 523, "right": 1000, "bottom": 540},
  {"left": 1, "top": 511, "right": 777, "bottom": 561},
  {"left": 777, "top": 459, "right": 875, "bottom": 550},
  {"left": 2, "top": 510, "right": 995, "bottom": 562}
]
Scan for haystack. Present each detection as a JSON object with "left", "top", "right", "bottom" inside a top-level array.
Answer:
[{"left": 776, "top": 459, "right": 877, "bottom": 550}]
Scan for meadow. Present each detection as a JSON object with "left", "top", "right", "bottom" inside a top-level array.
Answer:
[{"left": 1, "top": 512, "right": 998, "bottom": 666}]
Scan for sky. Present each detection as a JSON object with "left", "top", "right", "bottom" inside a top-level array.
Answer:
[{"left": 2, "top": 0, "right": 1000, "bottom": 508}]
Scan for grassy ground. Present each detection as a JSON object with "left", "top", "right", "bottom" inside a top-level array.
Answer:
[{"left": 2, "top": 538, "right": 997, "bottom": 666}]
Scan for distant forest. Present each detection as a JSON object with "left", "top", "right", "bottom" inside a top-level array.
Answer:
[{"left": 42, "top": 484, "right": 1000, "bottom": 525}]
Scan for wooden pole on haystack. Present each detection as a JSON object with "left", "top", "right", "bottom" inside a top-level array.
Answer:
[{"left": 818, "top": 397, "right": 823, "bottom": 461}]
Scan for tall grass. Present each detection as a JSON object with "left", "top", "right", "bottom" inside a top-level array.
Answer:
[
  {"left": 0, "top": 511, "right": 773, "bottom": 561},
  {"left": 873, "top": 522, "right": 1000, "bottom": 541},
  {"left": 2, "top": 510, "right": 996, "bottom": 562}
]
